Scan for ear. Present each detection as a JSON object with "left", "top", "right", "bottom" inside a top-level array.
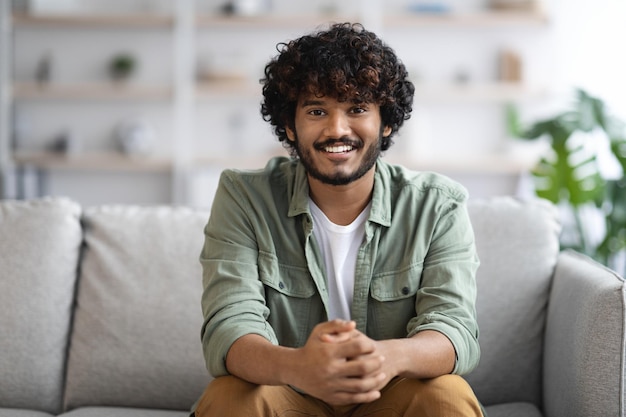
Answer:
[
  {"left": 383, "top": 126, "right": 392, "bottom": 137},
  {"left": 285, "top": 126, "right": 296, "bottom": 142}
]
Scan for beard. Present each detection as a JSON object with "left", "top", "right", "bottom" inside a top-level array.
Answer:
[{"left": 293, "top": 130, "right": 384, "bottom": 186}]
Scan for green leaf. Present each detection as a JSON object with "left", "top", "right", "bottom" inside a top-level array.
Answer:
[{"left": 531, "top": 136, "right": 605, "bottom": 206}]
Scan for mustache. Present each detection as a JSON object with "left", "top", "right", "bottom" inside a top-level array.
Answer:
[{"left": 313, "top": 137, "right": 363, "bottom": 150}]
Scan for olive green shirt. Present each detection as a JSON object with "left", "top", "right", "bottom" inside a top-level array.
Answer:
[{"left": 200, "top": 156, "right": 480, "bottom": 377}]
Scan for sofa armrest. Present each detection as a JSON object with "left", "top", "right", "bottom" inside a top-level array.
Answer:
[{"left": 543, "top": 250, "right": 625, "bottom": 417}]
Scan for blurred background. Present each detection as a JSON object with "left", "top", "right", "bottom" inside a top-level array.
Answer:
[{"left": 1, "top": 0, "right": 625, "bottom": 209}]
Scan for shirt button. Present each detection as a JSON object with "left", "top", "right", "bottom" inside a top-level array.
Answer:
[
  {"left": 279, "top": 282, "right": 285, "bottom": 290},
  {"left": 402, "top": 286, "right": 410, "bottom": 295}
]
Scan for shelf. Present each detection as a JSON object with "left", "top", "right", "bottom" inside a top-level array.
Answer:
[
  {"left": 195, "top": 79, "right": 261, "bottom": 99},
  {"left": 13, "top": 82, "right": 172, "bottom": 101},
  {"left": 3, "top": 3, "right": 553, "bottom": 203},
  {"left": 412, "top": 82, "right": 548, "bottom": 103},
  {"left": 13, "top": 151, "right": 173, "bottom": 172},
  {"left": 12, "top": 9, "right": 548, "bottom": 30},
  {"left": 384, "top": 9, "right": 549, "bottom": 28},
  {"left": 195, "top": 10, "right": 548, "bottom": 30},
  {"left": 193, "top": 149, "right": 287, "bottom": 170},
  {"left": 12, "top": 12, "right": 174, "bottom": 28},
  {"left": 195, "top": 14, "right": 359, "bottom": 29}
]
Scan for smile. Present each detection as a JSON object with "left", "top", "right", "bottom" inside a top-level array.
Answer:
[{"left": 324, "top": 144, "right": 355, "bottom": 153}]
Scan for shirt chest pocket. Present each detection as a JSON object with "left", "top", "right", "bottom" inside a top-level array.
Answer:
[
  {"left": 258, "top": 255, "right": 316, "bottom": 298},
  {"left": 370, "top": 264, "right": 423, "bottom": 301},
  {"left": 258, "top": 254, "right": 322, "bottom": 347},
  {"left": 368, "top": 264, "right": 423, "bottom": 339}
]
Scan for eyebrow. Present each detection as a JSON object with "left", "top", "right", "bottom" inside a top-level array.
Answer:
[
  {"left": 300, "top": 98, "right": 369, "bottom": 108},
  {"left": 300, "top": 99, "right": 325, "bottom": 107}
]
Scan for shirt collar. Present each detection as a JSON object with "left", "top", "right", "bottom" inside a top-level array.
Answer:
[{"left": 286, "top": 158, "right": 392, "bottom": 228}]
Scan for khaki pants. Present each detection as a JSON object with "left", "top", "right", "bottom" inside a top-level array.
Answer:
[{"left": 194, "top": 374, "right": 483, "bottom": 417}]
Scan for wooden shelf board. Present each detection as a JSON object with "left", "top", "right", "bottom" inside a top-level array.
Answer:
[
  {"left": 12, "top": 10, "right": 547, "bottom": 30},
  {"left": 196, "top": 10, "right": 547, "bottom": 29},
  {"left": 195, "top": 80, "right": 261, "bottom": 99},
  {"left": 13, "top": 152, "right": 173, "bottom": 172},
  {"left": 195, "top": 14, "right": 358, "bottom": 29},
  {"left": 13, "top": 82, "right": 172, "bottom": 100},
  {"left": 385, "top": 9, "right": 549, "bottom": 28},
  {"left": 412, "top": 82, "right": 548, "bottom": 102},
  {"left": 12, "top": 12, "right": 174, "bottom": 28}
]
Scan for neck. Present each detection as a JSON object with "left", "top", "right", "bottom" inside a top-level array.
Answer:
[{"left": 308, "top": 169, "right": 375, "bottom": 226}]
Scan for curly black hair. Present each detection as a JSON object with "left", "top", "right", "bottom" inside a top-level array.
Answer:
[{"left": 260, "top": 22, "right": 414, "bottom": 155}]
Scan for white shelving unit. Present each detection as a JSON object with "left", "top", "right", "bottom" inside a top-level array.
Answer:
[
  {"left": 0, "top": 1, "right": 12, "bottom": 197},
  {"left": 2, "top": 1, "right": 551, "bottom": 205}
]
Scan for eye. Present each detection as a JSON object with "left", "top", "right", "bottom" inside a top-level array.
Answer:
[
  {"left": 351, "top": 106, "right": 367, "bottom": 114},
  {"left": 308, "top": 109, "right": 326, "bottom": 116}
]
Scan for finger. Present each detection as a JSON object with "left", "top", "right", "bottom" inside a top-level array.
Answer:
[
  {"left": 339, "top": 352, "right": 386, "bottom": 378},
  {"left": 317, "top": 320, "right": 356, "bottom": 341},
  {"left": 320, "top": 332, "right": 352, "bottom": 343},
  {"left": 320, "top": 319, "right": 356, "bottom": 334},
  {"left": 320, "top": 328, "right": 360, "bottom": 344},
  {"left": 334, "top": 334, "right": 378, "bottom": 359}
]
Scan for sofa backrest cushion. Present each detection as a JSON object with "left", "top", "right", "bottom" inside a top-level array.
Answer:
[
  {"left": 465, "top": 197, "right": 561, "bottom": 407},
  {"left": 0, "top": 198, "right": 82, "bottom": 414},
  {"left": 64, "top": 205, "right": 211, "bottom": 411}
]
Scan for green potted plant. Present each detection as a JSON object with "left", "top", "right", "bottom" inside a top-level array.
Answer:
[
  {"left": 508, "top": 88, "right": 626, "bottom": 274},
  {"left": 109, "top": 53, "right": 136, "bottom": 82}
]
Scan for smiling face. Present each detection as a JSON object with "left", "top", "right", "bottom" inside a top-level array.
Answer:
[{"left": 286, "top": 95, "right": 392, "bottom": 186}]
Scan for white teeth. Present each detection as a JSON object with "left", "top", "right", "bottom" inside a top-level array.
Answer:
[{"left": 324, "top": 145, "right": 353, "bottom": 153}]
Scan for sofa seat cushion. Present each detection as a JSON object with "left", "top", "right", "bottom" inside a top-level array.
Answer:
[
  {"left": 58, "top": 408, "right": 190, "bottom": 417},
  {"left": 0, "top": 198, "right": 82, "bottom": 414},
  {"left": 484, "top": 402, "right": 543, "bottom": 417},
  {"left": 64, "top": 205, "right": 211, "bottom": 410}
]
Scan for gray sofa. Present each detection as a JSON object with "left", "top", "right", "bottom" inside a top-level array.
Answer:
[{"left": 0, "top": 196, "right": 624, "bottom": 417}]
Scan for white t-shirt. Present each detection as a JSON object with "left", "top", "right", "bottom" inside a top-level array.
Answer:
[{"left": 309, "top": 199, "right": 370, "bottom": 320}]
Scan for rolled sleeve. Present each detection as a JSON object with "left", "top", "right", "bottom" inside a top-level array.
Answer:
[
  {"left": 407, "top": 199, "right": 481, "bottom": 375},
  {"left": 199, "top": 173, "right": 278, "bottom": 377}
]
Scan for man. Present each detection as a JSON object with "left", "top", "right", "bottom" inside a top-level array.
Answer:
[{"left": 194, "top": 22, "right": 483, "bottom": 416}]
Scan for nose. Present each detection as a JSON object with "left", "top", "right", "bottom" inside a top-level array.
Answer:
[{"left": 323, "top": 112, "right": 351, "bottom": 139}]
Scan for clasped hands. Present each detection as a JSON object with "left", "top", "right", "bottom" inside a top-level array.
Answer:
[{"left": 292, "top": 319, "right": 395, "bottom": 406}]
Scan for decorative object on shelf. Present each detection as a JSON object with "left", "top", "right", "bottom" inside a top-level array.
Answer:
[
  {"left": 319, "top": 0, "right": 339, "bottom": 16},
  {"left": 407, "top": 2, "right": 451, "bottom": 14},
  {"left": 499, "top": 49, "right": 523, "bottom": 82},
  {"left": 35, "top": 52, "right": 53, "bottom": 86},
  {"left": 114, "top": 119, "right": 155, "bottom": 156},
  {"left": 508, "top": 88, "right": 626, "bottom": 274},
  {"left": 453, "top": 68, "right": 471, "bottom": 84},
  {"left": 108, "top": 53, "right": 136, "bottom": 82},
  {"left": 220, "top": 0, "right": 270, "bottom": 16},
  {"left": 28, "top": 0, "right": 80, "bottom": 15},
  {"left": 47, "top": 129, "right": 80, "bottom": 155},
  {"left": 12, "top": 0, "right": 29, "bottom": 14},
  {"left": 488, "top": 0, "right": 540, "bottom": 11}
]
